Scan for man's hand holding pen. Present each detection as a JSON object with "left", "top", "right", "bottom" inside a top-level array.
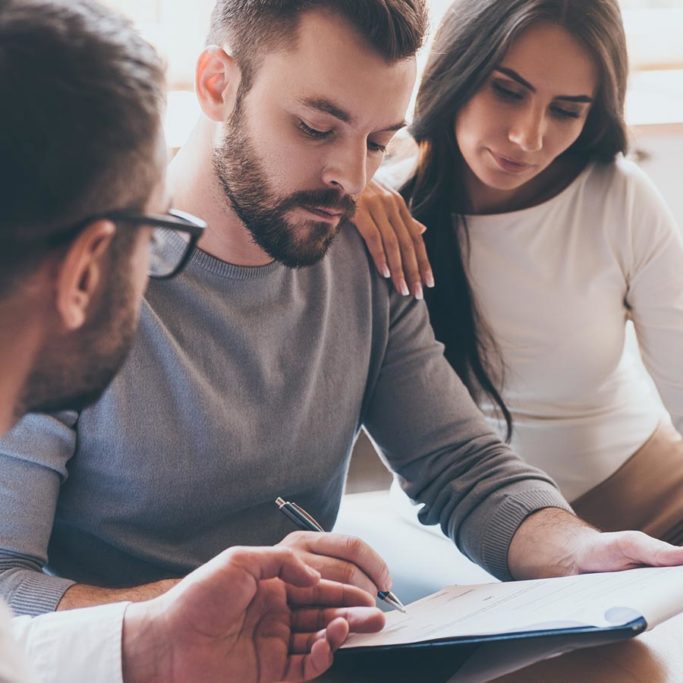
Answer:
[
  {"left": 276, "top": 497, "right": 407, "bottom": 613},
  {"left": 278, "top": 530, "right": 394, "bottom": 601}
]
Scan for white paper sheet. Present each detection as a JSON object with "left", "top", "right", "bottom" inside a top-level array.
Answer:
[{"left": 343, "top": 566, "right": 683, "bottom": 649}]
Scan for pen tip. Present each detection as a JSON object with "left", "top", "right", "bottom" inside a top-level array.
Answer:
[{"left": 379, "top": 590, "right": 407, "bottom": 613}]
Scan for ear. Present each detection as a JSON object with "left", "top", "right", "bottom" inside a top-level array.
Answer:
[
  {"left": 55, "top": 220, "right": 116, "bottom": 331},
  {"left": 195, "top": 45, "right": 243, "bottom": 123}
]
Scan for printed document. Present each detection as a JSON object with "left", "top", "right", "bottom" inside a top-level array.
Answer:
[{"left": 343, "top": 566, "right": 683, "bottom": 649}]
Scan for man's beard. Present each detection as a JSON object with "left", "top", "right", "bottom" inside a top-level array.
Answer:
[
  {"left": 19, "top": 253, "right": 138, "bottom": 416},
  {"left": 212, "top": 94, "right": 356, "bottom": 268}
]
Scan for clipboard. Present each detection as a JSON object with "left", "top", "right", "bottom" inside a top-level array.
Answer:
[
  {"left": 339, "top": 614, "right": 647, "bottom": 653},
  {"left": 329, "top": 566, "right": 683, "bottom": 682},
  {"left": 330, "top": 618, "right": 646, "bottom": 683}
]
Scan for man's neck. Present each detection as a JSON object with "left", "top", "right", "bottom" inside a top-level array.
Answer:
[
  {"left": 168, "top": 120, "right": 274, "bottom": 267},
  {"left": 0, "top": 300, "right": 41, "bottom": 434}
]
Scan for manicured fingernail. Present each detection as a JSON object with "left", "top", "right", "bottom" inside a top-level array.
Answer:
[
  {"left": 425, "top": 273, "right": 435, "bottom": 288},
  {"left": 400, "top": 280, "right": 409, "bottom": 296},
  {"left": 414, "top": 284, "right": 423, "bottom": 300},
  {"left": 381, "top": 264, "right": 391, "bottom": 279}
]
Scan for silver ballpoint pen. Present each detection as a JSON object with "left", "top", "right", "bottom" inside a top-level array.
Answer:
[{"left": 275, "top": 496, "right": 407, "bottom": 613}]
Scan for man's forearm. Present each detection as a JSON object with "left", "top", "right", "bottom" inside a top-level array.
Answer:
[
  {"left": 508, "top": 506, "right": 683, "bottom": 581},
  {"left": 507, "top": 507, "right": 599, "bottom": 580},
  {"left": 57, "top": 578, "right": 179, "bottom": 610}
]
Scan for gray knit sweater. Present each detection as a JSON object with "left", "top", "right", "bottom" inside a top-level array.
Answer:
[{"left": 0, "top": 226, "right": 570, "bottom": 615}]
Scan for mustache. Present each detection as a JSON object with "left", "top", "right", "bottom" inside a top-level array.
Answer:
[{"left": 280, "top": 189, "right": 357, "bottom": 217}]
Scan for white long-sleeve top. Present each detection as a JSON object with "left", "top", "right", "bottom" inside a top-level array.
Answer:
[
  {"left": 0, "top": 600, "right": 126, "bottom": 683},
  {"left": 379, "top": 153, "right": 683, "bottom": 501},
  {"left": 462, "top": 156, "right": 683, "bottom": 500}
]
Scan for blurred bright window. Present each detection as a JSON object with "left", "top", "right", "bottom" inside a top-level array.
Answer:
[
  {"left": 105, "top": 0, "right": 683, "bottom": 84},
  {"left": 102, "top": 0, "right": 683, "bottom": 143}
]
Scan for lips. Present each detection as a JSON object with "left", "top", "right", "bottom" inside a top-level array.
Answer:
[
  {"left": 302, "top": 205, "right": 345, "bottom": 221},
  {"left": 489, "top": 150, "right": 535, "bottom": 174}
]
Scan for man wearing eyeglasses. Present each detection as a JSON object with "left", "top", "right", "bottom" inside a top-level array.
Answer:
[
  {"left": 4, "top": 0, "right": 683, "bottom": 629},
  {"left": 0, "top": 2, "right": 384, "bottom": 682}
]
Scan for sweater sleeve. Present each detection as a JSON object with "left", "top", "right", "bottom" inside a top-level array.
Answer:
[
  {"left": 622, "top": 165, "right": 683, "bottom": 434},
  {"left": 0, "top": 414, "right": 78, "bottom": 615},
  {"left": 362, "top": 290, "right": 573, "bottom": 580}
]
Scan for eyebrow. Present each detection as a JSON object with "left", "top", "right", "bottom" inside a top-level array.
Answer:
[
  {"left": 494, "top": 67, "right": 594, "bottom": 104},
  {"left": 298, "top": 96, "right": 407, "bottom": 133}
]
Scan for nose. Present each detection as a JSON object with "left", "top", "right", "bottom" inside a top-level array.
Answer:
[
  {"left": 321, "top": 141, "right": 367, "bottom": 197},
  {"left": 508, "top": 104, "right": 545, "bottom": 153}
]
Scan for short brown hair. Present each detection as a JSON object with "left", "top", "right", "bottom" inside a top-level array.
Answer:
[
  {"left": 0, "top": 0, "right": 165, "bottom": 291},
  {"left": 207, "top": 0, "right": 428, "bottom": 89}
]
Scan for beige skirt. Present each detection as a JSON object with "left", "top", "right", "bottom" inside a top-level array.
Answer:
[{"left": 572, "top": 422, "right": 683, "bottom": 545}]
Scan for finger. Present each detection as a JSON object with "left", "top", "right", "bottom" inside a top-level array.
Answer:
[
  {"left": 216, "top": 546, "right": 320, "bottom": 588},
  {"left": 283, "top": 531, "right": 392, "bottom": 594},
  {"left": 651, "top": 545, "right": 683, "bottom": 565},
  {"left": 289, "top": 616, "right": 354, "bottom": 655},
  {"left": 284, "top": 619, "right": 349, "bottom": 682},
  {"left": 324, "top": 616, "right": 351, "bottom": 651},
  {"left": 414, "top": 236, "right": 434, "bottom": 290},
  {"left": 291, "top": 605, "right": 385, "bottom": 634},
  {"left": 292, "top": 554, "right": 378, "bottom": 596},
  {"left": 281, "top": 643, "right": 333, "bottom": 682},
  {"left": 290, "top": 630, "right": 322, "bottom": 656},
  {"left": 386, "top": 202, "right": 425, "bottom": 299},
  {"left": 618, "top": 531, "right": 683, "bottom": 567},
  {"left": 287, "top": 578, "right": 375, "bottom": 608},
  {"left": 397, "top": 201, "right": 434, "bottom": 288},
  {"left": 289, "top": 625, "right": 338, "bottom": 655},
  {"left": 372, "top": 202, "right": 421, "bottom": 299},
  {"left": 368, "top": 206, "right": 409, "bottom": 296},
  {"left": 352, "top": 210, "right": 391, "bottom": 279},
  {"left": 308, "top": 637, "right": 335, "bottom": 678}
]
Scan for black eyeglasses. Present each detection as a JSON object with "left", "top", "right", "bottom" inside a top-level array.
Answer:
[
  {"left": 102, "top": 209, "right": 206, "bottom": 279},
  {"left": 45, "top": 208, "right": 207, "bottom": 280}
]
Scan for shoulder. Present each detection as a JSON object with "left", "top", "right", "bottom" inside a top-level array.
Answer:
[
  {"left": 582, "top": 155, "right": 666, "bottom": 207},
  {"left": 580, "top": 156, "right": 680, "bottom": 271},
  {"left": 330, "top": 220, "right": 382, "bottom": 274},
  {"left": 558, "top": 155, "right": 674, "bottom": 236}
]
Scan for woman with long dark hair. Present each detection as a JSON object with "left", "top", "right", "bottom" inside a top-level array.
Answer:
[{"left": 354, "top": 0, "right": 683, "bottom": 541}]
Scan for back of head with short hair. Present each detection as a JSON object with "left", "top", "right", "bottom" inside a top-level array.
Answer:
[
  {"left": 207, "top": 0, "right": 428, "bottom": 88},
  {"left": 0, "top": 0, "right": 165, "bottom": 293}
]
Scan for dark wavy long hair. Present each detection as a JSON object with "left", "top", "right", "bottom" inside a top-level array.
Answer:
[{"left": 403, "top": 0, "right": 629, "bottom": 440}]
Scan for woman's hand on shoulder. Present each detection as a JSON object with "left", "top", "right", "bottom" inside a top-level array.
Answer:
[{"left": 353, "top": 179, "right": 434, "bottom": 299}]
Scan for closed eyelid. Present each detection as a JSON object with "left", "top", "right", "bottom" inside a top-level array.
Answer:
[
  {"left": 299, "top": 116, "right": 332, "bottom": 131},
  {"left": 297, "top": 120, "right": 333, "bottom": 141},
  {"left": 491, "top": 80, "right": 524, "bottom": 99},
  {"left": 491, "top": 78, "right": 524, "bottom": 94},
  {"left": 552, "top": 100, "right": 587, "bottom": 111},
  {"left": 493, "top": 76, "right": 521, "bottom": 88}
]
